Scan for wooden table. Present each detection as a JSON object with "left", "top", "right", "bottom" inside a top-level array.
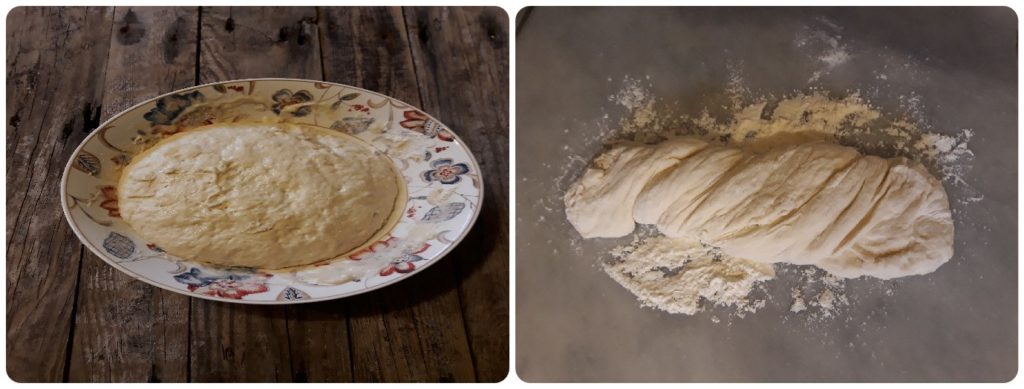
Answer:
[{"left": 6, "top": 6, "right": 508, "bottom": 382}]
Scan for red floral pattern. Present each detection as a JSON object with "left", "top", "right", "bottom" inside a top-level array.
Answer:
[
  {"left": 400, "top": 110, "right": 455, "bottom": 142},
  {"left": 347, "top": 104, "right": 371, "bottom": 114},
  {"left": 380, "top": 261, "right": 417, "bottom": 276},
  {"left": 343, "top": 236, "right": 431, "bottom": 277},
  {"left": 189, "top": 277, "right": 270, "bottom": 299},
  {"left": 348, "top": 237, "right": 399, "bottom": 260},
  {"left": 99, "top": 186, "right": 119, "bottom": 217}
]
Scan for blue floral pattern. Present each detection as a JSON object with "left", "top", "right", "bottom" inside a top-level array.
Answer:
[
  {"left": 276, "top": 286, "right": 310, "bottom": 301},
  {"left": 143, "top": 91, "right": 205, "bottom": 125},
  {"left": 422, "top": 203, "right": 466, "bottom": 223},
  {"left": 421, "top": 158, "right": 470, "bottom": 185},
  {"left": 102, "top": 232, "right": 134, "bottom": 259},
  {"left": 73, "top": 151, "right": 101, "bottom": 175},
  {"left": 271, "top": 89, "right": 313, "bottom": 116}
]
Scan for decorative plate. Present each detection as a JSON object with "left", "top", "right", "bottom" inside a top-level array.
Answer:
[{"left": 60, "top": 78, "right": 483, "bottom": 304}]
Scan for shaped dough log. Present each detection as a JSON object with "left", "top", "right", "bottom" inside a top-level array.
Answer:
[{"left": 564, "top": 138, "right": 953, "bottom": 279}]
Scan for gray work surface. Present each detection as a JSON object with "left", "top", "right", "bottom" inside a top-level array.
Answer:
[{"left": 516, "top": 7, "right": 1017, "bottom": 382}]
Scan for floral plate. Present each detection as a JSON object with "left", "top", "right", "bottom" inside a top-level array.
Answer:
[{"left": 60, "top": 78, "right": 483, "bottom": 304}]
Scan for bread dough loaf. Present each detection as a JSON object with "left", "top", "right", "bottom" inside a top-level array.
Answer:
[
  {"left": 118, "top": 122, "right": 401, "bottom": 269},
  {"left": 565, "top": 138, "right": 954, "bottom": 279}
]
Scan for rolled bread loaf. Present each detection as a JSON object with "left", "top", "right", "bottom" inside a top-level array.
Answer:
[{"left": 564, "top": 138, "right": 953, "bottom": 279}]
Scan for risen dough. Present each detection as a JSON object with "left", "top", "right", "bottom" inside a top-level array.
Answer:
[
  {"left": 118, "top": 122, "right": 401, "bottom": 269},
  {"left": 565, "top": 138, "right": 954, "bottom": 279}
]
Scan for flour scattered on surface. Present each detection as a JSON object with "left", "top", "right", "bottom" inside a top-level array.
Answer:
[
  {"left": 790, "top": 288, "right": 807, "bottom": 313},
  {"left": 796, "top": 25, "right": 851, "bottom": 83},
  {"left": 898, "top": 92, "right": 927, "bottom": 122},
  {"left": 788, "top": 267, "right": 850, "bottom": 321},
  {"left": 608, "top": 75, "right": 650, "bottom": 112},
  {"left": 918, "top": 129, "right": 976, "bottom": 165},
  {"left": 914, "top": 129, "right": 977, "bottom": 191},
  {"left": 605, "top": 235, "right": 774, "bottom": 316},
  {"left": 609, "top": 75, "right": 659, "bottom": 133},
  {"left": 725, "top": 61, "right": 750, "bottom": 109}
]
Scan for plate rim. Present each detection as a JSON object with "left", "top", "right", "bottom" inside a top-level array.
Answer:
[{"left": 59, "top": 77, "right": 486, "bottom": 305}]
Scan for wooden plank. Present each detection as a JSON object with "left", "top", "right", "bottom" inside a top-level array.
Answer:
[
  {"left": 5, "top": 6, "right": 114, "bottom": 382},
  {"left": 319, "top": 7, "right": 421, "bottom": 99},
  {"left": 65, "top": 7, "right": 196, "bottom": 383},
  {"left": 189, "top": 6, "right": 321, "bottom": 382},
  {"left": 189, "top": 301, "right": 293, "bottom": 381},
  {"left": 283, "top": 302, "right": 352, "bottom": 383},
  {"left": 317, "top": 6, "right": 477, "bottom": 383},
  {"left": 198, "top": 6, "right": 321, "bottom": 82},
  {"left": 404, "top": 7, "right": 510, "bottom": 382},
  {"left": 345, "top": 265, "right": 476, "bottom": 383}
]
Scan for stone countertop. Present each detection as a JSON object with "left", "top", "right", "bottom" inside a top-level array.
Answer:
[{"left": 515, "top": 6, "right": 1016, "bottom": 382}]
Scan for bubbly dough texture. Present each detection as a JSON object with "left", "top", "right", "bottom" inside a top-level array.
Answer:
[
  {"left": 565, "top": 138, "right": 954, "bottom": 279},
  {"left": 118, "top": 122, "right": 401, "bottom": 269}
]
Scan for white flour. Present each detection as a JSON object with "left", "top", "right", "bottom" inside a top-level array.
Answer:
[
  {"left": 796, "top": 25, "right": 851, "bottom": 83},
  {"left": 790, "top": 267, "right": 850, "bottom": 320},
  {"left": 790, "top": 289, "right": 807, "bottom": 313},
  {"left": 609, "top": 75, "right": 661, "bottom": 133},
  {"left": 605, "top": 235, "right": 774, "bottom": 316}
]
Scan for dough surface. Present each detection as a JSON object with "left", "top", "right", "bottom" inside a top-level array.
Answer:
[
  {"left": 565, "top": 138, "right": 954, "bottom": 279},
  {"left": 118, "top": 122, "right": 401, "bottom": 269}
]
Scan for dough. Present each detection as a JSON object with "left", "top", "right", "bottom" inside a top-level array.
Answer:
[
  {"left": 564, "top": 137, "right": 708, "bottom": 237},
  {"left": 565, "top": 138, "right": 954, "bottom": 279},
  {"left": 118, "top": 122, "right": 402, "bottom": 269}
]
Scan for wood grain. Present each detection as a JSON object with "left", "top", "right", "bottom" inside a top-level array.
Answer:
[
  {"left": 5, "top": 6, "right": 508, "bottom": 383},
  {"left": 198, "top": 6, "right": 321, "bottom": 82},
  {"left": 319, "top": 7, "right": 421, "bottom": 100},
  {"left": 5, "top": 7, "right": 114, "bottom": 382},
  {"left": 190, "top": 6, "right": 321, "bottom": 382},
  {"left": 189, "top": 301, "right": 293, "bottom": 382},
  {"left": 346, "top": 263, "right": 476, "bottom": 382},
  {"left": 319, "top": 6, "right": 478, "bottom": 383},
  {"left": 283, "top": 302, "right": 353, "bottom": 383},
  {"left": 404, "top": 7, "right": 511, "bottom": 382},
  {"left": 65, "top": 7, "right": 196, "bottom": 383}
]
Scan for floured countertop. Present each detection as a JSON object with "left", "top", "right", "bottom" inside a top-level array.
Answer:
[{"left": 516, "top": 7, "right": 1016, "bottom": 382}]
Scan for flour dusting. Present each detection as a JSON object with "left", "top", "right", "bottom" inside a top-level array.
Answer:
[
  {"left": 609, "top": 75, "right": 661, "bottom": 133},
  {"left": 796, "top": 26, "right": 851, "bottom": 83},
  {"left": 790, "top": 289, "right": 807, "bottom": 313},
  {"left": 606, "top": 235, "right": 774, "bottom": 316}
]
